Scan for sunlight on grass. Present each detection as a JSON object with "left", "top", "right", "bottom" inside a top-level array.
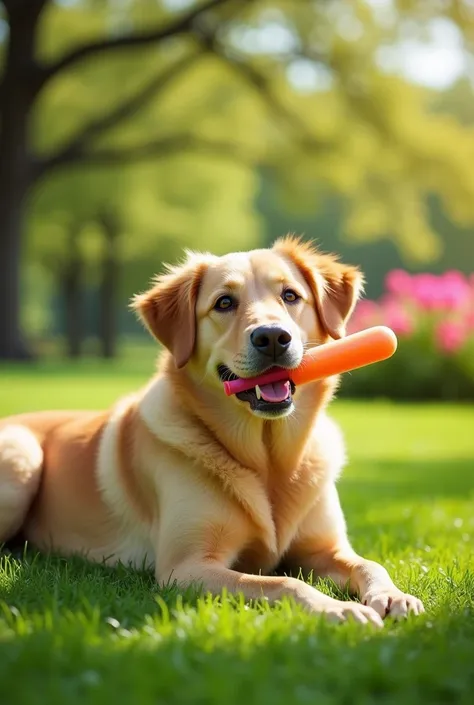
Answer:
[{"left": 0, "top": 360, "right": 473, "bottom": 704}]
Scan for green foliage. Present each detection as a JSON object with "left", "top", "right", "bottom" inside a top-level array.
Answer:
[
  {"left": 340, "top": 267, "right": 474, "bottom": 400},
  {"left": 341, "top": 333, "right": 474, "bottom": 401},
  {"left": 27, "top": 2, "right": 474, "bottom": 249},
  {"left": 15, "top": 0, "right": 474, "bottom": 338}
]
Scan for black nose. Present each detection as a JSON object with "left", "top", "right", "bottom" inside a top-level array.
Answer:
[{"left": 250, "top": 325, "right": 292, "bottom": 359}]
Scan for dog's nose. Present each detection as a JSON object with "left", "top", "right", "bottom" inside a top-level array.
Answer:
[{"left": 250, "top": 325, "right": 292, "bottom": 359}]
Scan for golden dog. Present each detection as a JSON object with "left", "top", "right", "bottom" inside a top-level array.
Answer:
[{"left": 0, "top": 237, "right": 424, "bottom": 626}]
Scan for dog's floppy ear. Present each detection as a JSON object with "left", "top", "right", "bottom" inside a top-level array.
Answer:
[
  {"left": 131, "top": 252, "right": 210, "bottom": 368},
  {"left": 273, "top": 235, "right": 364, "bottom": 339}
]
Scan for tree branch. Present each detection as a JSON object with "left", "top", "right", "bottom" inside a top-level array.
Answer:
[
  {"left": 34, "top": 133, "right": 255, "bottom": 176},
  {"left": 206, "top": 40, "right": 332, "bottom": 153},
  {"left": 46, "top": 48, "right": 203, "bottom": 171},
  {"left": 39, "top": 0, "right": 237, "bottom": 85},
  {"left": 3, "top": 0, "right": 47, "bottom": 19}
]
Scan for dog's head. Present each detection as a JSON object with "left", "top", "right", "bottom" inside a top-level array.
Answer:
[{"left": 132, "top": 237, "right": 363, "bottom": 419}]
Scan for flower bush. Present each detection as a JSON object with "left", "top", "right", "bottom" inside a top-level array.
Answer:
[{"left": 341, "top": 270, "right": 474, "bottom": 400}]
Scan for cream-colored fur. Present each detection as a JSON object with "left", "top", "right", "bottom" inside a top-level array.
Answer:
[
  {"left": 0, "top": 425, "right": 43, "bottom": 539},
  {"left": 0, "top": 238, "right": 424, "bottom": 626}
]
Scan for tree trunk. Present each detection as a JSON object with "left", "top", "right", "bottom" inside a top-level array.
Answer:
[
  {"left": 0, "top": 197, "right": 31, "bottom": 359},
  {"left": 0, "top": 1, "right": 47, "bottom": 360},
  {"left": 61, "top": 223, "right": 83, "bottom": 359},
  {"left": 98, "top": 210, "right": 120, "bottom": 359}
]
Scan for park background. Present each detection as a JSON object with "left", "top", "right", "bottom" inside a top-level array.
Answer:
[
  {"left": 0, "top": 3, "right": 473, "bottom": 704},
  {"left": 1, "top": 0, "right": 474, "bottom": 401}
]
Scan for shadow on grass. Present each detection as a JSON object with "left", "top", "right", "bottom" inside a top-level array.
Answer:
[
  {"left": 340, "top": 458, "right": 473, "bottom": 505},
  {"left": 0, "top": 550, "right": 191, "bottom": 630},
  {"left": 337, "top": 457, "right": 474, "bottom": 552}
]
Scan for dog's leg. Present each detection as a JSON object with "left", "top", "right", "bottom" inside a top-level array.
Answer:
[
  {"left": 318, "top": 549, "right": 425, "bottom": 619},
  {"left": 153, "top": 467, "right": 381, "bottom": 626},
  {"left": 0, "top": 425, "right": 43, "bottom": 541},
  {"left": 156, "top": 553, "right": 383, "bottom": 626},
  {"left": 161, "top": 558, "right": 383, "bottom": 626},
  {"left": 284, "top": 484, "right": 425, "bottom": 619}
]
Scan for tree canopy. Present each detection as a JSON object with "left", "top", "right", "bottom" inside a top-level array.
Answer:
[
  {"left": 27, "top": 0, "right": 474, "bottom": 263},
  {"left": 2, "top": 0, "right": 474, "bottom": 356}
]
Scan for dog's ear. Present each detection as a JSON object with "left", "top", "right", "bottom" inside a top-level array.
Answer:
[
  {"left": 273, "top": 235, "right": 364, "bottom": 339},
  {"left": 131, "top": 253, "right": 210, "bottom": 368}
]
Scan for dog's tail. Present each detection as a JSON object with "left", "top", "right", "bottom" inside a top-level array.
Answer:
[{"left": 0, "top": 425, "right": 43, "bottom": 542}]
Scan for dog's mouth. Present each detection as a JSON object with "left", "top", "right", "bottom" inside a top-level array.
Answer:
[{"left": 217, "top": 365, "right": 296, "bottom": 417}]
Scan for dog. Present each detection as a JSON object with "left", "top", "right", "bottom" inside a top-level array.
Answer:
[{"left": 0, "top": 237, "right": 424, "bottom": 626}]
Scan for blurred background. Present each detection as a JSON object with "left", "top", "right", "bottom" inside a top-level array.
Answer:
[{"left": 1, "top": 0, "right": 474, "bottom": 401}]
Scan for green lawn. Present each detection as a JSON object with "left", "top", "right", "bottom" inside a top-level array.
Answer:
[{"left": 1, "top": 359, "right": 473, "bottom": 704}]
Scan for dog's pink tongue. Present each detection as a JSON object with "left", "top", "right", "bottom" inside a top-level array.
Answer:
[{"left": 259, "top": 380, "right": 290, "bottom": 403}]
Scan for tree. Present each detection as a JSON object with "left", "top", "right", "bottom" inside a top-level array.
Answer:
[
  {"left": 1, "top": 0, "right": 262, "bottom": 358},
  {"left": 2, "top": 0, "right": 474, "bottom": 358},
  {"left": 61, "top": 220, "right": 85, "bottom": 359},
  {"left": 97, "top": 208, "right": 119, "bottom": 359},
  {"left": 27, "top": 154, "right": 262, "bottom": 355}
]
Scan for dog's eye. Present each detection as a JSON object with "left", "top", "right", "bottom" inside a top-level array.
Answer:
[
  {"left": 214, "top": 295, "right": 235, "bottom": 311},
  {"left": 282, "top": 289, "right": 300, "bottom": 304}
]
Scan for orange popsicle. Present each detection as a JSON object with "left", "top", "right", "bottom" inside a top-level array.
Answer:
[{"left": 223, "top": 326, "right": 397, "bottom": 396}]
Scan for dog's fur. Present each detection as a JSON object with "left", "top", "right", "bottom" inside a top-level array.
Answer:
[{"left": 0, "top": 237, "right": 423, "bottom": 626}]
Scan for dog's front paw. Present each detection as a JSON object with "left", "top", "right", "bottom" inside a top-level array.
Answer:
[
  {"left": 290, "top": 581, "right": 384, "bottom": 627},
  {"left": 323, "top": 600, "right": 385, "bottom": 628},
  {"left": 364, "top": 588, "right": 425, "bottom": 620}
]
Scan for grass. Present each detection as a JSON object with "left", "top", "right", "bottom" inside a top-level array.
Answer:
[{"left": 1, "top": 355, "right": 474, "bottom": 704}]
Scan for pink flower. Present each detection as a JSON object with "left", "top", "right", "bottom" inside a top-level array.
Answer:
[
  {"left": 384, "top": 269, "right": 472, "bottom": 312},
  {"left": 411, "top": 273, "right": 442, "bottom": 311},
  {"left": 407, "top": 271, "right": 470, "bottom": 311},
  {"left": 439, "top": 271, "right": 471, "bottom": 310},
  {"left": 348, "top": 299, "right": 381, "bottom": 333},
  {"left": 464, "top": 310, "right": 474, "bottom": 330},
  {"left": 435, "top": 320, "right": 466, "bottom": 354},
  {"left": 380, "top": 298, "right": 414, "bottom": 336},
  {"left": 385, "top": 270, "right": 413, "bottom": 297},
  {"left": 354, "top": 300, "right": 380, "bottom": 319}
]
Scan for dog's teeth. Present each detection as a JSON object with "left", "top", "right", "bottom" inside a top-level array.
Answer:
[{"left": 255, "top": 385, "right": 262, "bottom": 400}]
